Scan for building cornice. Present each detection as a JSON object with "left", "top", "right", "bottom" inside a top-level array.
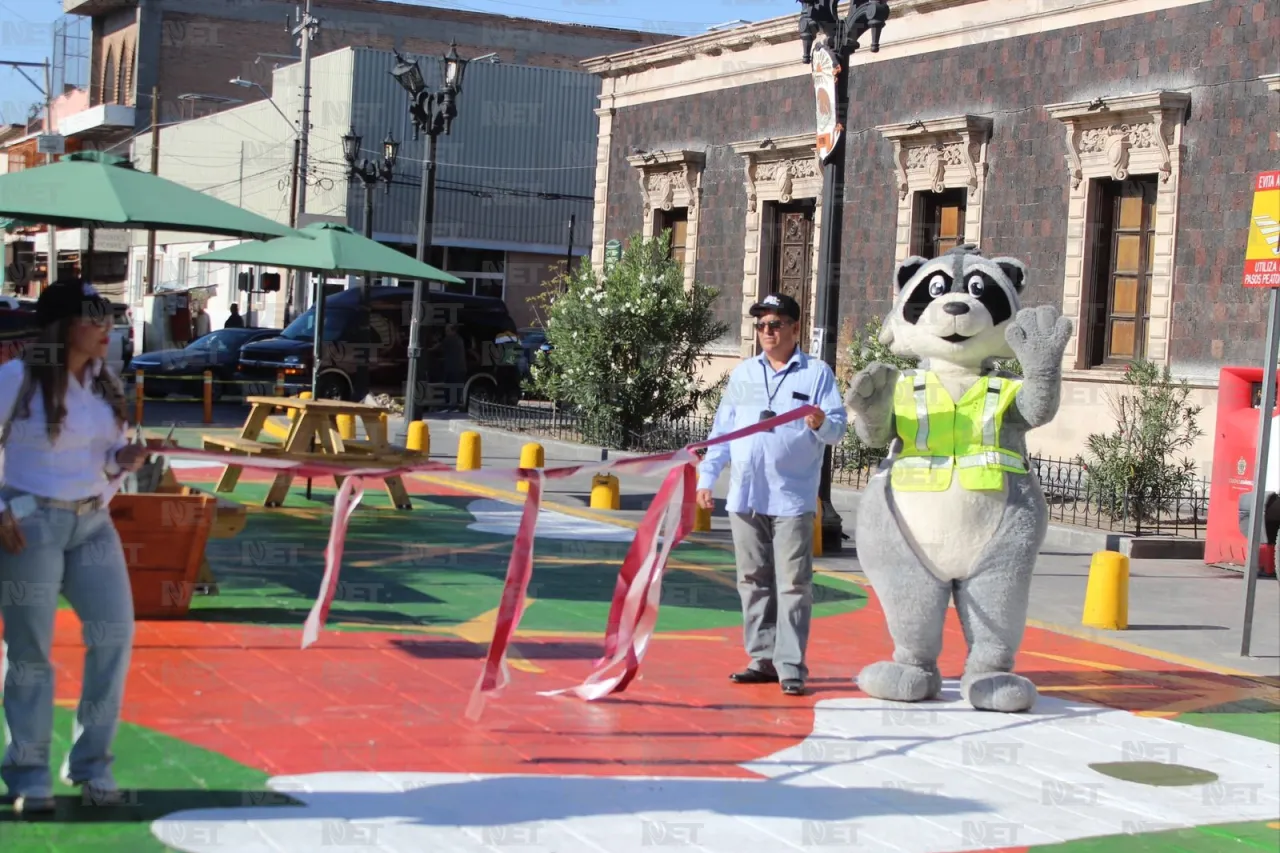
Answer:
[
  {"left": 581, "top": 0, "right": 974, "bottom": 78},
  {"left": 1263, "top": 73, "right": 1280, "bottom": 93}
]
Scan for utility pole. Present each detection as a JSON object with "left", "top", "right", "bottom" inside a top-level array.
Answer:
[
  {"left": 43, "top": 60, "right": 57, "bottom": 286},
  {"left": 144, "top": 85, "right": 159, "bottom": 295},
  {"left": 287, "top": 0, "right": 319, "bottom": 323}
]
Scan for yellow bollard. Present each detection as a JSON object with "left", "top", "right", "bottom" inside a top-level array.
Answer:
[
  {"left": 516, "top": 442, "right": 544, "bottom": 493},
  {"left": 813, "top": 498, "right": 823, "bottom": 557},
  {"left": 591, "top": 473, "right": 620, "bottom": 510},
  {"left": 1082, "top": 550, "right": 1129, "bottom": 630},
  {"left": 406, "top": 420, "right": 429, "bottom": 455},
  {"left": 694, "top": 504, "right": 711, "bottom": 532},
  {"left": 336, "top": 413, "right": 356, "bottom": 440},
  {"left": 289, "top": 390, "right": 312, "bottom": 421},
  {"left": 457, "top": 430, "right": 481, "bottom": 470}
]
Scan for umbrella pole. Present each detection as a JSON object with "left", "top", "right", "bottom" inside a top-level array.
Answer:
[
  {"left": 85, "top": 226, "right": 95, "bottom": 283},
  {"left": 311, "top": 270, "right": 326, "bottom": 399}
]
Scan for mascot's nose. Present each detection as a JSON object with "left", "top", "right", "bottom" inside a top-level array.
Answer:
[{"left": 942, "top": 301, "right": 970, "bottom": 316}]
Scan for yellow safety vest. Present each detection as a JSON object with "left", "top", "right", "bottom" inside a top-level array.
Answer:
[{"left": 890, "top": 370, "right": 1027, "bottom": 492}]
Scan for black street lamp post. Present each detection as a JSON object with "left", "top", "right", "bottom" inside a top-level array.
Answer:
[
  {"left": 391, "top": 41, "right": 470, "bottom": 430},
  {"left": 341, "top": 126, "right": 399, "bottom": 399},
  {"left": 797, "top": 0, "right": 891, "bottom": 552}
]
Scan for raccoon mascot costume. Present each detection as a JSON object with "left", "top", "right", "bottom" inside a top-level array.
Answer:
[{"left": 845, "top": 244, "right": 1071, "bottom": 713}]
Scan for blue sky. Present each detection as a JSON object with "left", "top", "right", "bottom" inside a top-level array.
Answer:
[{"left": 0, "top": 0, "right": 788, "bottom": 125}]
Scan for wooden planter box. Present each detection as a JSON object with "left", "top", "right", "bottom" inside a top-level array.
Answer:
[{"left": 109, "top": 490, "right": 216, "bottom": 619}]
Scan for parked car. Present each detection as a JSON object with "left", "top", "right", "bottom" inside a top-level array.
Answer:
[
  {"left": 236, "top": 286, "right": 522, "bottom": 406},
  {"left": 128, "top": 326, "right": 281, "bottom": 401}
]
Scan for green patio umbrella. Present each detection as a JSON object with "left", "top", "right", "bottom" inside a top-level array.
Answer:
[
  {"left": 194, "top": 221, "right": 465, "bottom": 401},
  {"left": 193, "top": 221, "right": 463, "bottom": 283},
  {"left": 0, "top": 150, "right": 300, "bottom": 239}
]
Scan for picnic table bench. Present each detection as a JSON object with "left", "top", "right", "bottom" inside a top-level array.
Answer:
[{"left": 204, "top": 396, "right": 417, "bottom": 509}]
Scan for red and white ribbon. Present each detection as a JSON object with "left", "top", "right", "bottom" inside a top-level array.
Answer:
[{"left": 152, "top": 405, "right": 819, "bottom": 711}]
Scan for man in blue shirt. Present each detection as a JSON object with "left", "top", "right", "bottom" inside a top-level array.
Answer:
[{"left": 695, "top": 292, "right": 847, "bottom": 695}]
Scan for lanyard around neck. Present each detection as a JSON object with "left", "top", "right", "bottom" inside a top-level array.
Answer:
[{"left": 762, "top": 359, "right": 795, "bottom": 408}]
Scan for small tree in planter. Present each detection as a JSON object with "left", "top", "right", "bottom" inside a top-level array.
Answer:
[
  {"left": 1077, "top": 360, "right": 1204, "bottom": 534},
  {"left": 527, "top": 232, "right": 729, "bottom": 448}
]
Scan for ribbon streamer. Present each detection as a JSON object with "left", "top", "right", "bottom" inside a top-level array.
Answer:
[{"left": 149, "top": 405, "right": 820, "bottom": 709}]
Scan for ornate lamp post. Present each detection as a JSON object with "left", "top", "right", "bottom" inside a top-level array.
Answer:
[
  {"left": 341, "top": 126, "right": 399, "bottom": 399},
  {"left": 391, "top": 41, "right": 470, "bottom": 427},
  {"left": 797, "top": 0, "right": 891, "bottom": 552}
]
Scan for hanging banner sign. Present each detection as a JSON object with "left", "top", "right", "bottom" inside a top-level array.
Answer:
[
  {"left": 1244, "top": 170, "right": 1280, "bottom": 288},
  {"left": 812, "top": 43, "right": 842, "bottom": 164}
]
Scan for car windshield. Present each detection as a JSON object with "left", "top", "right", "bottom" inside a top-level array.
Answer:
[
  {"left": 186, "top": 331, "right": 236, "bottom": 353},
  {"left": 282, "top": 308, "right": 352, "bottom": 342}
]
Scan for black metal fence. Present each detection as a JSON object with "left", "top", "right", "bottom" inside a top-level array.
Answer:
[{"left": 468, "top": 401, "right": 1211, "bottom": 537}]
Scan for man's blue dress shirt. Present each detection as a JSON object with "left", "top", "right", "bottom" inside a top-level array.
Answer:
[{"left": 697, "top": 345, "right": 848, "bottom": 517}]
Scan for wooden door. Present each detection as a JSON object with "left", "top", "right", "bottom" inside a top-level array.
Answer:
[{"left": 768, "top": 202, "right": 815, "bottom": 334}]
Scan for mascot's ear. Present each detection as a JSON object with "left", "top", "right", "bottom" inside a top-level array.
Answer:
[
  {"left": 992, "top": 257, "right": 1027, "bottom": 292},
  {"left": 895, "top": 256, "right": 929, "bottom": 291}
]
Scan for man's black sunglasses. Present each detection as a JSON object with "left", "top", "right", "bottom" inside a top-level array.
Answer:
[{"left": 754, "top": 320, "right": 791, "bottom": 331}]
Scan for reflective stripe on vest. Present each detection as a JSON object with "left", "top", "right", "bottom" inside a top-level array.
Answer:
[{"left": 890, "top": 370, "right": 1026, "bottom": 492}]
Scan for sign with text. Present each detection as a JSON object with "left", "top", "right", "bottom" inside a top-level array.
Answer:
[{"left": 1244, "top": 170, "right": 1280, "bottom": 287}]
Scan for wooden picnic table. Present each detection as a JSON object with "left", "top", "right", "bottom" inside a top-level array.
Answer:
[{"left": 203, "top": 396, "right": 414, "bottom": 509}]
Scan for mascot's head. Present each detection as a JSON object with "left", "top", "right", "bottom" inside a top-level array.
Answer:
[{"left": 879, "top": 244, "right": 1026, "bottom": 370}]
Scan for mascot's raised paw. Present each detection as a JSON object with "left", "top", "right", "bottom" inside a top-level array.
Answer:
[{"left": 1005, "top": 304, "right": 1073, "bottom": 374}]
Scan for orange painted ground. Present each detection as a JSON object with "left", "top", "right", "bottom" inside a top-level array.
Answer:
[{"left": 40, "top": 593, "right": 1269, "bottom": 783}]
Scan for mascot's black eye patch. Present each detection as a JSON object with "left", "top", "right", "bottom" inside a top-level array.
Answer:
[
  {"left": 903, "top": 272, "right": 951, "bottom": 324},
  {"left": 966, "top": 270, "right": 1013, "bottom": 326}
]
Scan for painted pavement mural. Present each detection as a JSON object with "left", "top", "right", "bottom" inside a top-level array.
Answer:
[{"left": 0, "top": 462, "right": 1276, "bottom": 852}]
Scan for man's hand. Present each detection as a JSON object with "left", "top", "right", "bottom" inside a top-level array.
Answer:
[
  {"left": 114, "top": 444, "right": 149, "bottom": 473},
  {"left": 805, "top": 409, "right": 826, "bottom": 431},
  {"left": 0, "top": 509, "right": 26, "bottom": 555},
  {"left": 695, "top": 489, "right": 715, "bottom": 510}
]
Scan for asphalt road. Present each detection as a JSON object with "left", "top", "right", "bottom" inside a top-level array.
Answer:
[{"left": 136, "top": 399, "right": 252, "bottom": 429}]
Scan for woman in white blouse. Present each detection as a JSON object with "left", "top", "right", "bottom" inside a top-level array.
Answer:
[{"left": 0, "top": 281, "right": 148, "bottom": 816}]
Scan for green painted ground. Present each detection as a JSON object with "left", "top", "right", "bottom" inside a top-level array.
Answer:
[
  {"left": 178, "top": 479, "right": 868, "bottom": 634},
  {"left": 0, "top": 708, "right": 285, "bottom": 852}
]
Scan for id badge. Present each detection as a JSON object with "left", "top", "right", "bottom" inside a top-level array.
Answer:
[{"left": 759, "top": 409, "right": 776, "bottom": 421}]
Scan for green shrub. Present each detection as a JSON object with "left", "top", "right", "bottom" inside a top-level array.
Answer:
[{"left": 527, "top": 231, "right": 729, "bottom": 447}]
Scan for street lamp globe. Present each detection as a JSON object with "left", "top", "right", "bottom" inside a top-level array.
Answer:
[
  {"left": 382, "top": 131, "right": 400, "bottom": 169},
  {"left": 443, "top": 40, "right": 469, "bottom": 93},
  {"left": 391, "top": 51, "right": 426, "bottom": 97},
  {"left": 341, "top": 126, "right": 362, "bottom": 166}
]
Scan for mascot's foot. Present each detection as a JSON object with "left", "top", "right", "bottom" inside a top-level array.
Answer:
[
  {"left": 962, "top": 670, "right": 1038, "bottom": 713},
  {"left": 856, "top": 661, "right": 942, "bottom": 702}
]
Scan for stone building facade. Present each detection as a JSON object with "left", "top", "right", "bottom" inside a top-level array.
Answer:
[{"left": 585, "top": 0, "right": 1280, "bottom": 469}]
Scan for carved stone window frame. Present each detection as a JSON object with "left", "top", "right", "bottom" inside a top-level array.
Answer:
[
  {"left": 730, "top": 133, "right": 824, "bottom": 357},
  {"left": 876, "top": 115, "right": 993, "bottom": 264},
  {"left": 1046, "top": 90, "right": 1191, "bottom": 369},
  {"left": 625, "top": 149, "right": 705, "bottom": 291}
]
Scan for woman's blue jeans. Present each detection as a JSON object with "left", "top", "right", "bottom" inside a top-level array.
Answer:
[{"left": 0, "top": 492, "right": 134, "bottom": 798}]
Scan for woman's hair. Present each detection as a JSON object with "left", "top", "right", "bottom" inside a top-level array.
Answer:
[{"left": 15, "top": 315, "right": 129, "bottom": 444}]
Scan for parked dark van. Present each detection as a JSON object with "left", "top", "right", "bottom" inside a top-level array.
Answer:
[{"left": 236, "top": 286, "right": 521, "bottom": 406}]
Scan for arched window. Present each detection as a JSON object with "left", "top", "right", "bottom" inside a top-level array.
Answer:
[{"left": 102, "top": 47, "right": 117, "bottom": 104}]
